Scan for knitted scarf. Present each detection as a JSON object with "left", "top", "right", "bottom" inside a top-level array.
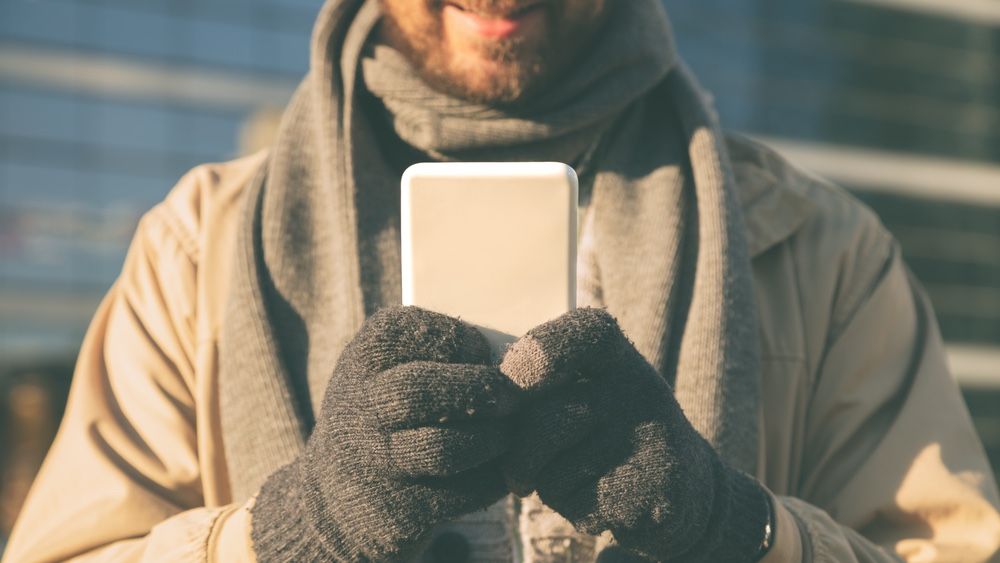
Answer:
[{"left": 219, "top": 0, "right": 762, "bottom": 552}]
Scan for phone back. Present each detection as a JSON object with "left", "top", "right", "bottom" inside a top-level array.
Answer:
[{"left": 401, "top": 162, "right": 578, "bottom": 357}]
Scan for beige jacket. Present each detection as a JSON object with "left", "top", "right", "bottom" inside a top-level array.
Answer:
[{"left": 5, "top": 138, "right": 1000, "bottom": 562}]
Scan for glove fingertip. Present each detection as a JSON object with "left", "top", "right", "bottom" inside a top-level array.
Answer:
[
  {"left": 595, "top": 546, "right": 655, "bottom": 563},
  {"left": 500, "top": 308, "right": 626, "bottom": 391},
  {"left": 353, "top": 306, "right": 492, "bottom": 366},
  {"left": 499, "top": 335, "right": 552, "bottom": 391},
  {"left": 450, "top": 321, "right": 493, "bottom": 364}
]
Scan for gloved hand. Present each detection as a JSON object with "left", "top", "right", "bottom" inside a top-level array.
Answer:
[
  {"left": 251, "top": 306, "right": 522, "bottom": 561},
  {"left": 500, "top": 308, "right": 772, "bottom": 562}
]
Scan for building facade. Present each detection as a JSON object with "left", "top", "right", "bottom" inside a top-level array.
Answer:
[{"left": 1, "top": 0, "right": 999, "bottom": 547}]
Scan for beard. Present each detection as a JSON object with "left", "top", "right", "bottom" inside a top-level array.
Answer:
[{"left": 378, "top": 0, "right": 608, "bottom": 106}]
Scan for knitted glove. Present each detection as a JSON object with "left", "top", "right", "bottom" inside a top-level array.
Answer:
[
  {"left": 252, "top": 306, "right": 522, "bottom": 561},
  {"left": 595, "top": 546, "right": 656, "bottom": 562},
  {"left": 500, "top": 308, "right": 771, "bottom": 562}
]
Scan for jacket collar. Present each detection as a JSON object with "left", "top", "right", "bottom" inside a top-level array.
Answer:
[{"left": 727, "top": 134, "right": 816, "bottom": 257}]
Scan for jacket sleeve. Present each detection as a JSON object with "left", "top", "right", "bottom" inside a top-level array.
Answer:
[
  {"left": 1, "top": 207, "right": 256, "bottom": 562},
  {"left": 765, "top": 221, "right": 1000, "bottom": 562}
]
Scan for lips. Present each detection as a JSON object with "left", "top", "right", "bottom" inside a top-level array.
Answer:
[
  {"left": 443, "top": 1, "right": 546, "bottom": 39},
  {"left": 444, "top": 1, "right": 544, "bottom": 18}
]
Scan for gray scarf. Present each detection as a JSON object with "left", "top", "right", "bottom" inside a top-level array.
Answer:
[{"left": 219, "top": 0, "right": 761, "bottom": 532}]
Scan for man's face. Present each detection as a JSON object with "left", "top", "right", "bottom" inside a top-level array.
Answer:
[{"left": 378, "top": 0, "right": 609, "bottom": 105}]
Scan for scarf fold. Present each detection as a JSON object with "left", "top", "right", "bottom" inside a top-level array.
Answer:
[
  {"left": 359, "top": 0, "right": 674, "bottom": 165},
  {"left": 219, "top": 1, "right": 762, "bottom": 555}
]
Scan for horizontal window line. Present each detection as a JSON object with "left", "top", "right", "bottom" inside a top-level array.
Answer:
[
  {"left": 0, "top": 43, "right": 298, "bottom": 110},
  {"left": 841, "top": 0, "right": 1000, "bottom": 26},
  {"left": 0, "top": 134, "right": 226, "bottom": 181},
  {"left": 755, "top": 135, "right": 1000, "bottom": 207},
  {"left": 949, "top": 344, "right": 1000, "bottom": 388},
  {"left": 892, "top": 227, "right": 1000, "bottom": 265}
]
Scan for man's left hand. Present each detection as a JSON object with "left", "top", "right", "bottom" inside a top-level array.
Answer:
[{"left": 500, "top": 308, "right": 772, "bottom": 562}]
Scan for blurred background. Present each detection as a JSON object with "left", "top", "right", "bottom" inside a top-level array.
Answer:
[{"left": 1, "top": 0, "right": 999, "bottom": 552}]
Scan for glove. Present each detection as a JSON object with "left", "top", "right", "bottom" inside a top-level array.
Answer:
[
  {"left": 500, "top": 308, "right": 771, "bottom": 562},
  {"left": 595, "top": 546, "right": 656, "bottom": 562},
  {"left": 251, "top": 306, "right": 522, "bottom": 561}
]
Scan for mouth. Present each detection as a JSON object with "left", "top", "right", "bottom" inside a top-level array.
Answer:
[
  {"left": 443, "top": 1, "right": 546, "bottom": 40},
  {"left": 444, "top": 1, "right": 544, "bottom": 17}
]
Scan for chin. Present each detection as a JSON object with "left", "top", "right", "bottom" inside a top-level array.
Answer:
[
  {"left": 376, "top": 0, "right": 593, "bottom": 106},
  {"left": 435, "top": 54, "right": 547, "bottom": 105}
]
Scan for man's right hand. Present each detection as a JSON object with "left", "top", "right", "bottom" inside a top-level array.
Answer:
[{"left": 251, "top": 306, "right": 522, "bottom": 561}]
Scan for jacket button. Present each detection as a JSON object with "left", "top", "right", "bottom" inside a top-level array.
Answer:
[{"left": 425, "top": 531, "right": 471, "bottom": 563}]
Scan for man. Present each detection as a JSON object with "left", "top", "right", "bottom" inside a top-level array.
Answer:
[{"left": 4, "top": 0, "right": 1000, "bottom": 561}]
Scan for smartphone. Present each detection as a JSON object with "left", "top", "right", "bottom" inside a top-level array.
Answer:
[{"left": 401, "top": 162, "right": 578, "bottom": 359}]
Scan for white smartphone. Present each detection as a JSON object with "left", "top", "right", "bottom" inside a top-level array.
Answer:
[{"left": 401, "top": 162, "right": 578, "bottom": 359}]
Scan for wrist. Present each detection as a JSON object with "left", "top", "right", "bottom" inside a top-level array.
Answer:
[
  {"left": 680, "top": 460, "right": 772, "bottom": 563},
  {"left": 250, "top": 460, "right": 354, "bottom": 562},
  {"left": 755, "top": 492, "right": 776, "bottom": 561},
  {"left": 613, "top": 456, "right": 771, "bottom": 562}
]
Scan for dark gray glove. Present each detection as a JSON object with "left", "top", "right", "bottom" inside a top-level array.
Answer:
[
  {"left": 251, "top": 306, "right": 522, "bottom": 561},
  {"left": 500, "top": 308, "right": 771, "bottom": 562}
]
